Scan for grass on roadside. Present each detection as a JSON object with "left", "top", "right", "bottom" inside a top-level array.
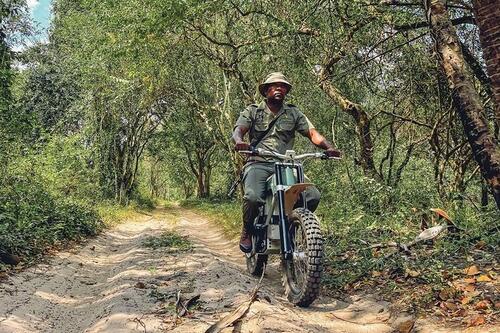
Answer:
[
  {"left": 180, "top": 198, "right": 241, "bottom": 239},
  {"left": 142, "top": 231, "right": 192, "bottom": 252},
  {"left": 97, "top": 201, "right": 154, "bottom": 227}
]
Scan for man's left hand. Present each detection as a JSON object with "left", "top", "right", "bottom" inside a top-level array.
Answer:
[{"left": 325, "top": 148, "right": 341, "bottom": 158}]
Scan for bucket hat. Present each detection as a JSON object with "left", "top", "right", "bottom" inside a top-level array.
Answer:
[{"left": 258, "top": 72, "right": 292, "bottom": 97}]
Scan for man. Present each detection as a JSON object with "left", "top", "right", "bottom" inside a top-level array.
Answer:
[{"left": 232, "top": 72, "right": 341, "bottom": 253}]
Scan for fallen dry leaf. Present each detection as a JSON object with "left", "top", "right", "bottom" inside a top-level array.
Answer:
[
  {"left": 475, "top": 300, "right": 491, "bottom": 311},
  {"left": 414, "top": 225, "right": 447, "bottom": 242},
  {"left": 466, "top": 314, "right": 486, "bottom": 327},
  {"left": 474, "top": 240, "right": 486, "bottom": 249},
  {"left": 464, "top": 265, "right": 480, "bottom": 276},
  {"left": 397, "top": 319, "right": 415, "bottom": 333},
  {"left": 405, "top": 268, "right": 420, "bottom": 278},
  {"left": 430, "top": 208, "right": 452, "bottom": 221},
  {"left": 463, "top": 278, "right": 476, "bottom": 284},
  {"left": 461, "top": 296, "right": 472, "bottom": 305},
  {"left": 464, "top": 284, "right": 476, "bottom": 292},
  {"left": 463, "top": 290, "right": 481, "bottom": 299},
  {"left": 439, "top": 302, "right": 448, "bottom": 311},
  {"left": 476, "top": 274, "right": 493, "bottom": 282},
  {"left": 444, "top": 301, "right": 458, "bottom": 311},
  {"left": 439, "top": 289, "right": 453, "bottom": 301},
  {"left": 453, "top": 309, "right": 468, "bottom": 317},
  {"left": 372, "top": 271, "right": 382, "bottom": 277}
]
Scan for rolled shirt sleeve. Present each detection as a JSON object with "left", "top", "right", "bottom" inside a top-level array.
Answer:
[
  {"left": 234, "top": 107, "right": 253, "bottom": 130},
  {"left": 295, "top": 111, "right": 315, "bottom": 137}
]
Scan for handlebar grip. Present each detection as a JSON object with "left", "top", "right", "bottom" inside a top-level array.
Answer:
[
  {"left": 321, "top": 154, "right": 342, "bottom": 160},
  {"left": 236, "top": 148, "right": 258, "bottom": 156}
]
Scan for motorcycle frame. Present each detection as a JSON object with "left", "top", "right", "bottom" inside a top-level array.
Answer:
[{"left": 258, "top": 161, "right": 306, "bottom": 261}]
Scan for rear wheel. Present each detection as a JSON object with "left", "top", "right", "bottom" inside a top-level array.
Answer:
[
  {"left": 282, "top": 208, "right": 323, "bottom": 307},
  {"left": 246, "top": 252, "right": 268, "bottom": 276}
]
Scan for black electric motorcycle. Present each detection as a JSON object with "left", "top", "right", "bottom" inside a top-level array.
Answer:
[{"left": 238, "top": 148, "right": 340, "bottom": 307}]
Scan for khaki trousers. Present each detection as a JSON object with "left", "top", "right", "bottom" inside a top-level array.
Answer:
[{"left": 242, "top": 162, "right": 321, "bottom": 227}]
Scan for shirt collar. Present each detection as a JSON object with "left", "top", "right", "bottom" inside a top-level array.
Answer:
[{"left": 261, "top": 100, "right": 288, "bottom": 116}]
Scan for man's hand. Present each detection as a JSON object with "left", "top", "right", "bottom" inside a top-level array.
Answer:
[
  {"left": 307, "top": 129, "right": 340, "bottom": 157},
  {"left": 234, "top": 141, "right": 251, "bottom": 151},
  {"left": 324, "top": 148, "right": 341, "bottom": 158}
]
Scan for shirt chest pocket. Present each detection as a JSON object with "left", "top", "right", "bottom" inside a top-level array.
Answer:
[
  {"left": 253, "top": 115, "right": 294, "bottom": 133},
  {"left": 254, "top": 120, "right": 269, "bottom": 132},
  {"left": 277, "top": 119, "right": 295, "bottom": 132}
]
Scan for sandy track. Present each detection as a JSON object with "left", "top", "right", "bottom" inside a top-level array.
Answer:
[{"left": 0, "top": 208, "right": 495, "bottom": 333}]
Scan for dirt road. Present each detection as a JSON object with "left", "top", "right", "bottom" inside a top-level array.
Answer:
[{"left": 0, "top": 208, "right": 495, "bottom": 332}]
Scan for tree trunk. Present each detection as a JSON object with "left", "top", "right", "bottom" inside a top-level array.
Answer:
[
  {"left": 317, "top": 69, "right": 381, "bottom": 180},
  {"left": 481, "top": 179, "right": 489, "bottom": 208},
  {"left": 196, "top": 170, "right": 208, "bottom": 198},
  {"left": 196, "top": 164, "right": 211, "bottom": 198},
  {"left": 473, "top": 0, "right": 500, "bottom": 137},
  {"left": 424, "top": 0, "right": 500, "bottom": 209}
]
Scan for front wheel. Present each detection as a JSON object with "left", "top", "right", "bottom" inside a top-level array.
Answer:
[{"left": 282, "top": 208, "right": 323, "bottom": 307}]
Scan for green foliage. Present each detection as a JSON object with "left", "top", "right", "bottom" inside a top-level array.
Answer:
[
  {"left": 142, "top": 231, "right": 192, "bottom": 252},
  {"left": 0, "top": 171, "right": 103, "bottom": 260},
  {"left": 0, "top": 133, "right": 103, "bottom": 261}
]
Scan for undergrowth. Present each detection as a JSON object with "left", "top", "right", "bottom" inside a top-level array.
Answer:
[
  {"left": 0, "top": 175, "right": 104, "bottom": 266},
  {"left": 142, "top": 231, "right": 192, "bottom": 252},
  {"left": 181, "top": 198, "right": 241, "bottom": 238}
]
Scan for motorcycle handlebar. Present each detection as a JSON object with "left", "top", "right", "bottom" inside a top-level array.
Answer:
[{"left": 236, "top": 148, "right": 341, "bottom": 161}]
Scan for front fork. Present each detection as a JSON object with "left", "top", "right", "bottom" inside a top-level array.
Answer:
[{"left": 275, "top": 164, "right": 305, "bottom": 261}]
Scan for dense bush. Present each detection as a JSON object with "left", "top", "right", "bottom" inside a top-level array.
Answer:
[
  {"left": 0, "top": 136, "right": 104, "bottom": 263},
  {"left": 0, "top": 173, "right": 103, "bottom": 261}
]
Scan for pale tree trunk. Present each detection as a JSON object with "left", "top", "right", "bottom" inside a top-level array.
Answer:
[
  {"left": 424, "top": 0, "right": 500, "bottom": 208},
  {"left": 473, "top": 0, "right": 500, "bottom": 137}
]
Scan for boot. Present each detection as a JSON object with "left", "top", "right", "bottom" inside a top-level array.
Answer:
[{"left": 239, "top": 222, "right": 252, "bottom": 253}]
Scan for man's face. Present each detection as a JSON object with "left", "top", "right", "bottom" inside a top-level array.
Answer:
[{"left": 266, "top": 83, "right": 289, "bottom": 101}]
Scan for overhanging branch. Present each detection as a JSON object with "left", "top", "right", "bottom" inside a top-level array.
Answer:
[{"left": 395, "top": 15, "right": 475, "bottom": 32}]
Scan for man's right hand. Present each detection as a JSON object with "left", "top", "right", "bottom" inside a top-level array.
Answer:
[
  {"left": 234, "top": 141, "right": 251, "bottom": 151},
  {"left": 325, "top": 147, "right": 342, "bottom": 158}
]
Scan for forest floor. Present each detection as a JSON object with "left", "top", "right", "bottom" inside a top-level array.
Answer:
[{"left": 0, "top": 207, "right": 497, "bottom": 333}]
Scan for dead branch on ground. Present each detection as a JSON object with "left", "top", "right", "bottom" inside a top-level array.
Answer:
[{"left": 204, "top": 264, "right": 266, "bottom": 333}]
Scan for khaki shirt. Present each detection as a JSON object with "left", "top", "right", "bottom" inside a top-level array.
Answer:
[{"left": 235, "top": 101, "right": 314, "bottom": 162}]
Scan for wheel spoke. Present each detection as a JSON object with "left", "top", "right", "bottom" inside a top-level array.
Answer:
[{"left": 289, "top": 221, "right": 308, "bottom": 292}]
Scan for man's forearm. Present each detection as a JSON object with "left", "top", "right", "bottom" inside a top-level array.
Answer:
[
  {"left": 232, "top": 126, "right": 247, "bottom": 144},
  {"left": 232, "top": 126, "right": 251, "bottom": 151},
  {"left": 316, "top": 139, "right": 334, "bottom": 150},
  {"left": 309, "top": 129, "right": 334, "bottom": 150}
]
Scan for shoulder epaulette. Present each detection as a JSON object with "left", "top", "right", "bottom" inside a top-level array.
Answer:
[
  {"left": 286, "top": 103, "right": 297, "bottom": 108},
  {"left": 246, "top": 104, "right": 258, "bottom": 111}
]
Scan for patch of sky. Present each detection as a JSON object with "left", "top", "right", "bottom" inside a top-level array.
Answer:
[
  {"left": 28, "top": 0, "right": 52, "bottom": 42},
  {"left": 11, "top": 0, "right": 52, "bottom": 52}
]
